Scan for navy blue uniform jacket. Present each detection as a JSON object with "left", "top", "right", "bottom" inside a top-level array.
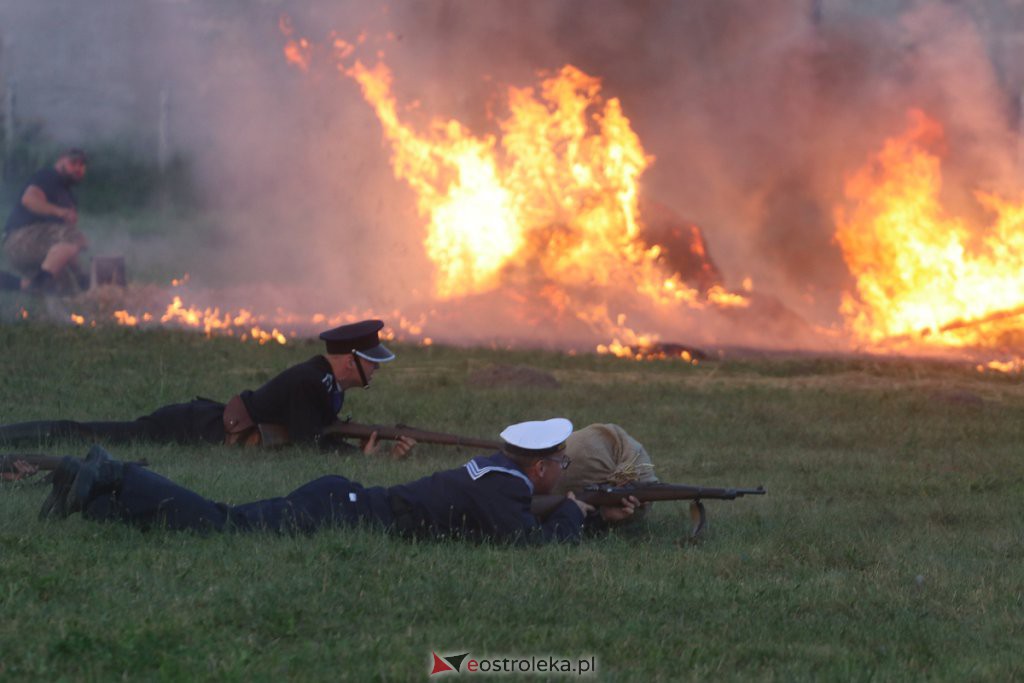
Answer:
[{"left": 388, "top": 452, "right": 586, "bottom": 543}]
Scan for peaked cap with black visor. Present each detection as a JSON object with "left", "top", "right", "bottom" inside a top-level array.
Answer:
[{"left": 319, "top": 320, "right": 395, "bottom": 388}]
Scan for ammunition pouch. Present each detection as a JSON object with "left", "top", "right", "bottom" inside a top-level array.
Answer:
[{"left": 223, "top": 394, "right": 262, "bottom": 447}]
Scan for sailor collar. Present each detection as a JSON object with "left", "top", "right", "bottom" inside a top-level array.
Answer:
[{"left": 464, "top": 453, "right": 533, "bottom": 493}]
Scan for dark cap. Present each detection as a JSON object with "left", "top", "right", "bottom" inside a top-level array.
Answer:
[
  {"left": 319, "top": 319, "right": 395, "bottom": 362},
  {"left": 500, "top": 418, "right": 573, "bottom": 458},
  {"left": 62, "top": 148, "right": 88, "bottom": 164}
]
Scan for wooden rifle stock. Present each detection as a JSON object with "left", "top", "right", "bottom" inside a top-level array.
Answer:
[
  {"left": 259, "top": 420, "right": 504, "bottom": 451},
  {"left": 2, "top": 453, "right": 149, "bottom": 475},
  {"left": 531, "top": 482, "right": 766, "bottom": 540},
  {"left": 1, "top": 453, "right": 65, "bottom": 474}
]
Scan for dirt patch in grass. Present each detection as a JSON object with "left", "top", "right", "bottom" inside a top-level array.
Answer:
[{"left": 466, "top": 364, "right": 560, "bottom": 389}]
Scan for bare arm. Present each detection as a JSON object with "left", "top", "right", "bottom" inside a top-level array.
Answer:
[
  {"left": 21, "top": 185, "right": 77, "bottom": 224},
  {"left": 361, "top": 431, "right": 417, "bottom": 459},
  {"left": 565, "top": 492, "right": 639, "bottom": 523}
]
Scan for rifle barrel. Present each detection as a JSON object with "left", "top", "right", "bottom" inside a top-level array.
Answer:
[
  {"left": 325, "top": 421, "right": 503, "bottom": 451},
  {"left": 733, "top": 486, "right": 766, "bottom": 496},
  {"left": 530, "top": 482, "right": 766, "bottom": 518}
]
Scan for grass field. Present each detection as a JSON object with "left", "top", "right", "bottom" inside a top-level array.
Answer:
[{"left": 1, "top": 318, "right": 1023, "bottom": 681}]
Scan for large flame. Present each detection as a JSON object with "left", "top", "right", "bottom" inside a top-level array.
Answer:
[
  {"left": 346, "top": 59, "right": 701, "bottom": 308},
  {"left": 836, "top": 109, "right": 1024, "bottom": 351},
  {"left": 278, "top": 22, "right": 753, "bottom": 358}
]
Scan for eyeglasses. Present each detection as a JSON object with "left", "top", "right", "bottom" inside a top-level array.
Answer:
[{"left": 541, "top": 454, "right": 572, "bottom": 470}]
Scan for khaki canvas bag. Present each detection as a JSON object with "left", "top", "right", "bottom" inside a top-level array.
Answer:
[{"left": 553, "top": 423, "right": 658, "bottom": 494}]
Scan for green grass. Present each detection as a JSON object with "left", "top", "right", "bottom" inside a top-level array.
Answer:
[{"left": 2, "top": 322, "right": 1024, "bottom": 680}]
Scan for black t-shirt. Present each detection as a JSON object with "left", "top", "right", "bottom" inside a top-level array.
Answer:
[
  {"left": 4, "top": 167, "right": 77, "bottom": 233},
  {"left": 239, "top": 355, "right": 343, "bottom": 444}
]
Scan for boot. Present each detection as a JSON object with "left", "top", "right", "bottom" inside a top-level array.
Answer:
[
  {"left": 37, "top": 447, "right": 125, "bottom": 520},
  {"left": 27, "top": 269, "right": 57, "bottom": 294},
  {"left": 38, "top": 456, "right": 81, "bottom": 520},
  {"left": 66, "top": 444, "right": 124, "bottom": 514}
]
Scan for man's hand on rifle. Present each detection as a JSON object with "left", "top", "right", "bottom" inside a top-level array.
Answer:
[
  {"left": 598, "top": 495, "right": 642, "bottom": 523},
  {"left": 564, "top": 492, "right": 641, "bottom": 522},
  {"left": 565, "top": 491, "right": 595, "bottom": 517},
  {"left": 1, "top": 459, "right": 40, "bottom": 482},
  {"left": 361, "top": 432, "right": 418, "bottom": 460}
]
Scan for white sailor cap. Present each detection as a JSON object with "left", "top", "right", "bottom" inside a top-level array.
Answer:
[{"left": 500, "top": 418, "right": 573, "bottom": 458}]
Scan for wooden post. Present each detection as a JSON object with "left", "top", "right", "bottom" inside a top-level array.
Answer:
[
  {"left": 1, "top": 30, "right": 14, "bottom": 181},
  {"left": 157, "top": 82, "right": 170, "bottom": 211},
  {"left": 157, "top": 82, "right": 170, "bottom": 172},
  {"left": 3, "top": 77, "right": 14, "bottom": 182}
]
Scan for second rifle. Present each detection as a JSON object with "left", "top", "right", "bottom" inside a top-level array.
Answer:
[{"left": 259, "top": 420, "right": 504, "bottom": 451}]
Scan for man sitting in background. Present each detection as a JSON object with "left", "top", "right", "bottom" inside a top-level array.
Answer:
[{"left": 2, "top": 148, "right": 90, "bottom": 294}]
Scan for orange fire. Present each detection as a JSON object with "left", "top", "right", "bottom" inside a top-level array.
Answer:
[
  {"left": 159, "top": 295, "right": 289, "bottom": 343},
  {"left": 836, "top": 109, "right": 1024, "bottom": 354},
  {"left": 339, "top": 51, "right": 750, "bottom": 356},
  {"left": 276, "top": 20, "right": 758, "bottom": 358},
  {"left": 279, "top": 16, "right": 312, "bottom": 71},
  {"left": 348, "top": 60, "right": 697, "bottom": 304},
  {"left": 60, "top": 284, "right": 435, "bottom": 349}
]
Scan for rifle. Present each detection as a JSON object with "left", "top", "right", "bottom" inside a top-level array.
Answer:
[
  {"left": 258, "top": 420, "right": 505, "bottom": 451},
  {"left": 2, "top": 454, "right": 63, "bottom": 473},
  {"left": 1, "top": 453, "right": 149, "bottom": 477},
  {"left": 531, "top": 482, "right": 766, "bottom": 540}
]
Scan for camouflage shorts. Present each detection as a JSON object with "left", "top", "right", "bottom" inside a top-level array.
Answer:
[{"left": 2, "top": 222, "right": 87, "bottom": 277}]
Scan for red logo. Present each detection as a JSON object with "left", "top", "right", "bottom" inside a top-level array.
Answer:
[{"left": 430, "top": 651, "right": 470, "bottom": 675}]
